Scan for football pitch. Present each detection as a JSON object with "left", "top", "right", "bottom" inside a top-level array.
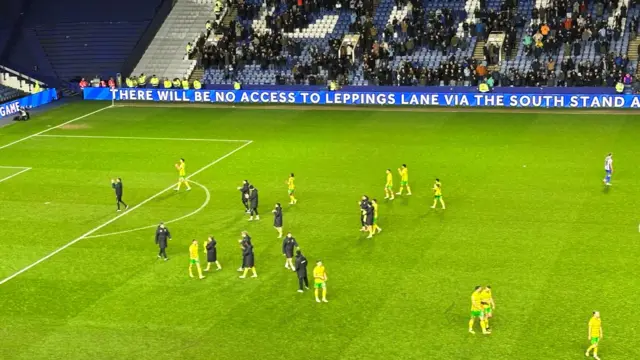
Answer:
[{"left": 0, "top": 102, "right": 639, "bottom": 360}]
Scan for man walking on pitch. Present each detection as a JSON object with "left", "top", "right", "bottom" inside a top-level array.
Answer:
[
  {"left": 247, "top": 184, "right": 259, "bottom": 221},
  {"left": 363, "top": 200, "right": 375, "bottom": 238},
  {"left": 480, "top": 285, "right": 495, "bottom": 329},
  {"left": 239, "top": 238, "right": 257, "bottom": 278},
  {"left": 282, "top": 232, "right": 298, "bottom": 271},
  {"left": 188, "top": 239, "right": 205, "bottom": 279},
  {"left": 396, "top": 164, "right": 412, "bottom": 195},
  {"left": 111, "top": 178, "right": 128, "bottom": 212},
  {"left": 359, "top": 195, "right": 369, "bottom": 232},
  {"left": 431, "top": 178, "right": 445, "bottom": 209},
  {"left": 294, "top": 250, "right": 309, "bottom": 293},
  {"left": 371, "top": 198, "right": 382, "bottom": 235},
  {"left": 272, "top": 203, "right": 283, "bottom": 238},
  {"left": 155, "top": 222, "right": 171, "bottom": 260},
  {"left": 384, "top": 169, "right": 394, "bottom": 200},
  {"left": 237, "top": 180, "right": 250, "bottom": 212},
  {"left": 585, "top": 311, "right": 603, "bottom": 359},
  {"left": 469, "top": 286, "right": 490, "bottom": 335},
  {"left": 313, "top": 260, "right": 328, "bottom": 303},
  {"left": 237, "top": 231, "right": 252, "bottom": 271},
  {"left": 204, "top": 236, "right": 222, "bottom": 271},
  {"left": 174, "top": 158, "right": 191, "bottom": 191},
  {"left": 603, "top": 153, "right": 613, "bottom": 186},
  {"left": 287, "top": 173, "right": 297, "bottom": 204}
]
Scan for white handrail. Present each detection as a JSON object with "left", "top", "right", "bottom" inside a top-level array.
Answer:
[{"left": 0, "top": 65, "right": 46, "bottom": 86}]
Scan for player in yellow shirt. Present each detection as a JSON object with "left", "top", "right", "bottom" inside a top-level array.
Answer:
[
  {"left": 469, "top": 286, "right": 490, "bottom": 334},
  {"left": 384, "top": 169, "right": 394, "bottom": 200},
  {"left": 480, "top": 286, "right": 495, "bottom": 329},
  {"left": 371, "top": 198, "right": 382, "bottom": 235},
  {"left": 396, "top": 164, "right": 412, "bottom": 195},
  {"left": 431, "top": 178, "right": 445, "bottom": 209},
  {"left": 174, "top": 158, "right": 191, "bottom": 191},
  {"left": 287, "top": 173, "right": 297, "bottom": 204},
  {"left": 313, "top": 260, "right": 328, "bottom": 303},
  {"left": 586, "top": 311, "right": 603, "bottom": 359},
  {"left": 188, "top": 239, "right": 205, "bottom": 279}
]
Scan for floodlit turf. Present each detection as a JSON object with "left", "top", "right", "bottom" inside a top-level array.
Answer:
[{"left": 0, "top": 102, "right": 639, "bottom": 360}]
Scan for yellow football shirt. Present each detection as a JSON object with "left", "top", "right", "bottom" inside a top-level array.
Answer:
[
  {"left": 589, "top": 317, "right": 602, "bottom": 337},
  {"left": 480, "top": 289, "right": 492, "bottom": 306},
  {"left": 386, "top": 172, "right": 393, "bottom": 186},
  {"left": 288, "top": 176, "right": 295, "bottom": 190},
  {"left": 471, "top": 291, "right": 483, "bottom": 311},
  {"left": 313, "top": 265, "right": 326, "bottom": 282},
  {"left": 189, "top": 243, "right": 199, "bottom": 260},
  {"left": 372, "top": 202, "right": 379, "bottom": 218},
  {"left": 434, "top": 185, "right": 442, "bottom": 196},
  {"left": 400, "top": 168, "right": 408, "bottom": 181},
  {"left": 178, "top": 162, "right": 186, "bottom": 177}
]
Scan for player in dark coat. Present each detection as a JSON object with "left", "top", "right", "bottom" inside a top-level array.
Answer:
[
  {"left": 282, "top": 232, "right": 298, "bottom": 271},
  {"left": 239, "top": 239, "right": 257, "bottom": 278},
  {"left": 247, "top": 185, "right": 259, "bottom": 221},
  {"left": 155, "top": 222, "right": 171, "bottom": 260},
  {"left": 364, "top": 202, "right": 374, "bottom": 238},
  {"left": 237, "top": 231, "right": 252, "bottom": 271},
  {"left": 111, "top": 178, "right": 128, "bottom": 212},
  {"left": 294, "top": 250, "right": 309, "bottom": 292},
  {"left": 359, "top": 195, "right": 370, "bottom": 231},
  {"left": 272, "top": 203, "right": 283, "bottom": 238},
  {"left": 204, "top": 236, "right": 221, "bottom": 271},
  {"left": 237, "top": 180, "right": 250, "bottom": 213}
]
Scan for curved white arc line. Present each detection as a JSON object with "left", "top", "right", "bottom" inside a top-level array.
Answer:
[{"left": 84, "top": 181, "right": 210, "bottom": 239}]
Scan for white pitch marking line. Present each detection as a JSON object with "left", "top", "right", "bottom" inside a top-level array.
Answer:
[
  {"left": 0, "top": 140, "right": 252, "bottom": 286},
  {"left": 0, "top": 167, "right": 31, "bottom": 184},
  {"left": 0, "top": 165, "right": 32, "bottom": 169},
  {"left": 0, "top": 105, "right": 113, "bottom": 151},
  {"left": 84, "top": 181, "right": 210, "bottom": 239},
  {"left": 36, "top": 134, "right": 251, "bottom": 143}
]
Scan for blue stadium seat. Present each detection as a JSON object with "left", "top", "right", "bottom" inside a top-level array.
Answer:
[{"left": 2, "top": 0, "right": 163, "bottom": 83}]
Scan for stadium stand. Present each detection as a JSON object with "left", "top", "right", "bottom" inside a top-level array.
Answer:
[
  {"left": 0, "top": 66, "right": 43, "bottom": 94},
  {"left": 0, "top": 84, "right": 26, "bottom": 104},
  {"left": 133, "top": 0, "right": 227, "bottom": 81},
  {"left": 0, "top": 0, "right": 166, "bottom": 84},
  {"left": 190, "top": 0, "right": 637, "bottom": 88},
  {"left": 203, "top": 1, "right": 372, "bottom": 85},
  {"left": 198, "top": 0, "right": 500, "bottom": 86},
  {"left": 0, "top": 0, "right": 637, "bottom": 90},
  {"left": 32, "top": 22, "right": 151, "bottom": 82},
  {"left": 0, "top": 1, "right": 24, "bottom": 61}
]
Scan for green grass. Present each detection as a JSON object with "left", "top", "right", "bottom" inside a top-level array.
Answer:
[{"left": 0, "top": 102, "right": 639, "bottom": 360}]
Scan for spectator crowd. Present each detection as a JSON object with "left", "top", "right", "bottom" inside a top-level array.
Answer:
[{"left": 87, "top": 0, "right": 640, "bottom": 90}]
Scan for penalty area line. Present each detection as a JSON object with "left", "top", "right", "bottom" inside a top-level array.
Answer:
[
  {"left": 0, "top": 105, "right": 113, "bottom": 151},
  {"left": 0, "top": 167, "right": 31, "bottom": 184},
  {"left": 0, "top": 140, "right": 253, "bottom": 286},
  {"left": 36, "top": 134, "right": 251, "bottom": 143}
]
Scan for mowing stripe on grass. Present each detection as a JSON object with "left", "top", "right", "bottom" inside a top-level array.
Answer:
[
  {"left": 0, "top": 105, "right": 113, "bottom": 151},
  {"left": 84, "top": 180, "right": 211, "bottom": 239},
  {"left": 119, "top": 102, "right": 640, "bottom": 115},
  {"left": 0, "top": 167, "right": 31, "bottom": 184},
  {"left": 37, "top": 134, "right": 251, "bottom": 142},
  {"left": 0, "top": 140, "right": 252, "bottom": 285}
]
